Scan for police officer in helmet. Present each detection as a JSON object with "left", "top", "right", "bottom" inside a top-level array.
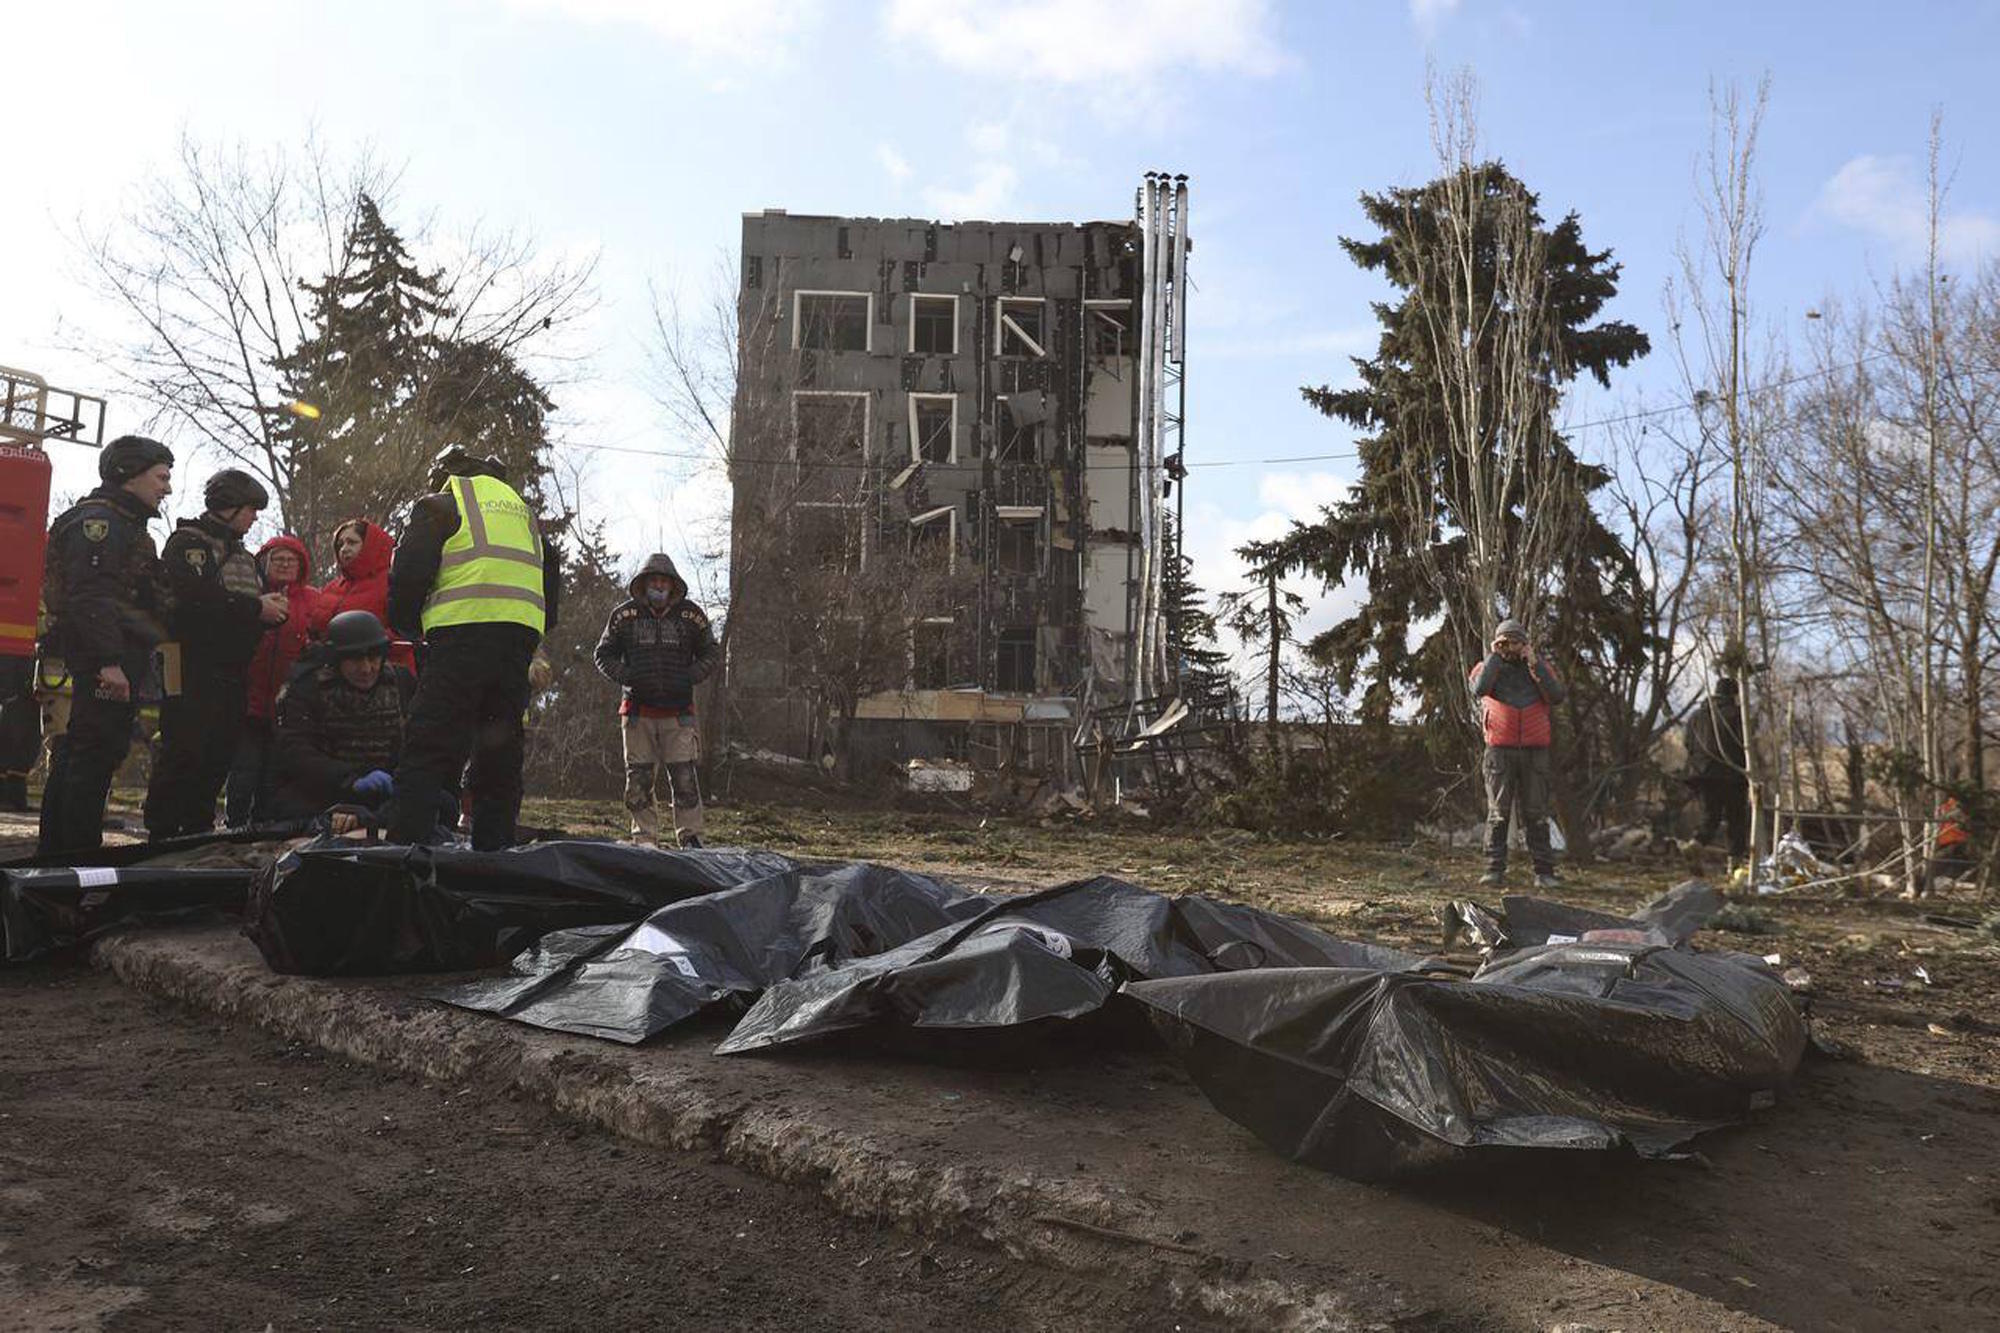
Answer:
[
  {"left": 268, "top": 609, "right": 428, "bottom": 827},
  {"left": 36, "top": 435, "right": 175, "bottom": 855},
  {"left": 381, "top": 445, "right": 559, "bottom": 849},
  {"left": 143, "top": 467, "right": 290, "bottom": 839}
]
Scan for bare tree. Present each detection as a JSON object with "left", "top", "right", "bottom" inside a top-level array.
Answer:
[
  {"left": 1400, "top": 69, "right": 1594, "bottom": 729},
  {"left": 69, "top": 133, "right": 380, "bottom": 517},
  {"left": 1665, "top": 75, "right": 1784, "bottom": 865},
  {"left": 1596, "top": 410, "right": 1726, "bottom": 813},
  {"left": 647, "top": 258, "right": 790, "bottom": 771},
  {"left": 73, "top": 131, "right": 596, "bottom": 544}
]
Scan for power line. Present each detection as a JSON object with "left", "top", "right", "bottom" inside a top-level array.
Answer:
[
  {"left": 555, "top": 347, "right": 1897, "bottom": 473},
  {"left": 560, "top": 439, "right": 1362, "bottom": 471}
]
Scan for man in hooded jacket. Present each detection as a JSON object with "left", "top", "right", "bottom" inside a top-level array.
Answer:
[{"left": 593, "top": 553, "right": 719, "bottom": 848}]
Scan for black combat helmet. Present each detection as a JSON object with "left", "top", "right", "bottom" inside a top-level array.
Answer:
[
  {"left": 427, "top": 444, "right": 508, "bottom": 492},
  {"left": 326, "top": 610, "right": 390, "bottom": 658},
  {"left": 98, "top": 435, "right": 175, "bottom": 484},
  {"left": 204, "top": 468, "right": 270, "bottom": 512}
]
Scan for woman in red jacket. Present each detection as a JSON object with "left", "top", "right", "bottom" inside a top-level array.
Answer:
[
  {"left": 225, "top": 534, "right": 320, "bottom": 824},
  {"left": 310, "top": 518, "right": 416, "bottom": 673}
]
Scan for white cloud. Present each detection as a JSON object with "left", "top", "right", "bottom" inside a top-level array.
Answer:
[
  {"left": 1203, "top": 326, "right": 1376, "bottom": 361},
  {"left": 1179, "top": 469, "right": 1361, "bottom": 680},
  {"left": 967, "top": 122, "right": 1010, "bottom": 158},
  {"left": 1257, "top": 469, "right": 1351, "bottom": 519},
  {"left": 1409, "top": 0, "right": 1462, "bottom": 40},
  {"left": 1814, "top": 153, "right": 2000, "bottom": 264},
  {"left": 922, "top": 161, "right": 1020, "bottom": 221},
  {"left": 883, "top": 0, "right": 1285, "bottom": 84},
  {"left": 500, "top": 0, "right": 825, "bottom": 68},
  {"left": 876, "top": 143, "right": 913, "bottom": 183}
]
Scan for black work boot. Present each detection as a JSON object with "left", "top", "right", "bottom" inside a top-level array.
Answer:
[{"left": 678, "top": 831, "right": 704, "bottom": 850}]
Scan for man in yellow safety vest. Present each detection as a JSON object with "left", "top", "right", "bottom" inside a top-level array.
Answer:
[{"left": 381, "top": 446, "right": 560, "bottom": 849}]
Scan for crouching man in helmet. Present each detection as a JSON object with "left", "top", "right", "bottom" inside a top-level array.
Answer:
[{"left": 268, "top": 610, "right": 443, "bottom": 831}]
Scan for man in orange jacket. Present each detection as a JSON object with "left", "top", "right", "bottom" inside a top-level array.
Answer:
[
  {"left": 1468, "top": 618, "right": 1566, "bottom": 888},
  {"left": 1920, "top": 795, "right": 1976, "bottom": 897}
]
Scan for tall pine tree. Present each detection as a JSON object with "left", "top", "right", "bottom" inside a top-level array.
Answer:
[
  {"left": 1264, "top": 163, "right": 1652, "bottom": 820},
  {"left": 1161, "top": 514, "right": 1228, "bottom": 682},
  {"left": 276, "top": 194, "right": 450, "bottom": 545},
  {"left": 1272, "top": 163, "right": 1648, "bottom": 716}
]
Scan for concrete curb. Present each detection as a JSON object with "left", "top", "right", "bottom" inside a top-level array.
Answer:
[{"left": 93, "top": 927, "right": 1388, "bottom": 1331}]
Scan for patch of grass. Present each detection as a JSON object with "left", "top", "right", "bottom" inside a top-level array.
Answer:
[{"left": 1711, "top": 902, "right": 1780, "bottom": 935}]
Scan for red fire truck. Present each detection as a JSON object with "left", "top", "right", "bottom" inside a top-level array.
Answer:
[{"left": 1, "top": 367, "right": 109, "bottom": 786}]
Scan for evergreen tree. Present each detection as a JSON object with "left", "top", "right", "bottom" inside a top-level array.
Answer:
[
  {"left": 1161, "top": 514, "right": 1228, "bottom": 680},
  {"left": 1219, "top": 541, "right": 1306, "bottom": 744},
  {"left": 422, "top": 338, "right": 556, "bottom": 513},
  {"left": 275, "top": 193, "right": 450, "bottom": 545},
  {"left": 1269, "top": 164, "right": 1651, "bottom": 747}
]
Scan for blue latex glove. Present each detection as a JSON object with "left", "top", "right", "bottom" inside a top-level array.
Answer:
[{"left": 352, "top": 769, "right": 395, "bottom": 799}]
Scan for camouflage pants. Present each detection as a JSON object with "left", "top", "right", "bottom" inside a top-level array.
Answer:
[{"left": 622, "top": 713, "right": 702, "bottom": 841}]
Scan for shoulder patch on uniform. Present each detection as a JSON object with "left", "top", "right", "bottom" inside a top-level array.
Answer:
[
  {"left": 185, "top": 546, "right": 208, "bottom": 569},
  {"left": 82, "top": 518, "right": 109, "bottom": 543}
]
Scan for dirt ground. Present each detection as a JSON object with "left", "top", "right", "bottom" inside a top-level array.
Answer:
[
  {"left": 0, "top": 963, "right": 1206, "bottom": 1333},
  {"left": 6, "top": 787, "right": 2000, "bottom": 1329}
]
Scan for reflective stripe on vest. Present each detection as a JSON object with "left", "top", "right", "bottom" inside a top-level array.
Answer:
[{"left": 421, "top": 474, "right": 546, "bottom": 634}]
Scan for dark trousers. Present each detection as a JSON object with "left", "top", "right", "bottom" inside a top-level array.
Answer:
[
  {"left": 224, "top": 722, "right": 275, "bottom": 826},
  {"left": 1483, "top": 745, "right": 1554, "bottom": 875},
  {"left": 145, "top": 670, "right": 247, "bottom": 840},
  {"left": 0, "top": 656, "right": 37, "bottom": 810},
  {"left": 1691, "top": 776, "right": 1750, "bottom": 860},
  {"left": 386, "top": 624, "right": 535, "bottom": 851},
  {"left": 37, "top": 685, "right": 136, "bottom": 856}
]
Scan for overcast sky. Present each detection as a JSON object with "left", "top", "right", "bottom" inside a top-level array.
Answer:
[{"left": 6, "top": 0, "right": 1998, "bottom": 646}]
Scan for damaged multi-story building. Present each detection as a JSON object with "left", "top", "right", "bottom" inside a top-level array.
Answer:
[{"left": 725, "top": 175, "right": 1191, "bottom": 778}]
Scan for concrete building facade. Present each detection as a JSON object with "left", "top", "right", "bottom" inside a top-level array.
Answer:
[{"left": 726, "top": 190, "right": 1187, "bottom": 775}]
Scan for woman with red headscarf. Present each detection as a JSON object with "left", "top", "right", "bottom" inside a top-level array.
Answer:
[
  {"left": 309, "top": 518, "right": 416, "bottom": 673},
  {"left": 225, "top": 533, "right": 319, "bottom": 824}
]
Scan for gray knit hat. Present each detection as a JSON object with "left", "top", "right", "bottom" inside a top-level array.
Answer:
[{"left": 1494, "top": 618, "right": 1529, "bottom": 641}]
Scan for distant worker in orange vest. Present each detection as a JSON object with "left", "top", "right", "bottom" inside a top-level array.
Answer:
[
  {"left": 1919, "top": 794, "right": 1977, "bottom": 897},
  {"left": 1468, "top": 617, "right": 1566, "bottom": 888}
]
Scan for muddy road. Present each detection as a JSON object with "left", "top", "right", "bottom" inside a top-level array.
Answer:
[{"left": 0, "top": 964, "right": 1196, "bottom": 1332}]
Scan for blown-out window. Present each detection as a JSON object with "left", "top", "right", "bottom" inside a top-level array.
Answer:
[
  {"left": 909, "top": 505, "right": 957, "bottom": 572},
  {"left": 996, "top": 298, "right": 1046, "bottom": 357},
  {"left": 912, "top": 617, "right": 955, "bottom": 689},
  {"left": 910, "top": 295, "right": 958, "bottom": 355},
  {"left": 794, "top": 291, "right": 871, "bottom": 352},
  {"left": 909, "top": 393, "right": 956, "bottom": 464},
  {"left": 996, "top": 627, "right": 1036, "bottom": 692}
]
